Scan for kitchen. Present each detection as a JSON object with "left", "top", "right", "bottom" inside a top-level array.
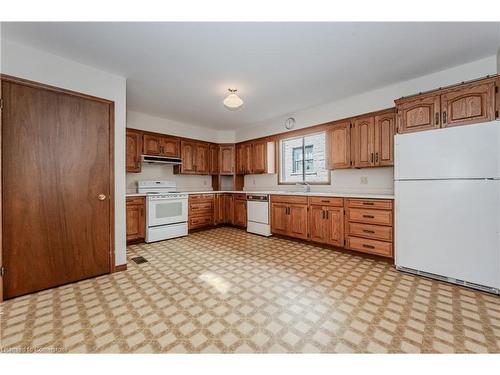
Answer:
[{"left": 1, "top": 20, "right": 500, "bottom": 362}]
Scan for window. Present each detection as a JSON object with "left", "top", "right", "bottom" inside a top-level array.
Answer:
[{"left": 280, "top": 132, "right": 328, "bottom": 184}]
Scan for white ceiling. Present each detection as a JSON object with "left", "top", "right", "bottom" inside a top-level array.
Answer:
[{"left": 2, "top": 22, "right": 499, "bottom": 130}]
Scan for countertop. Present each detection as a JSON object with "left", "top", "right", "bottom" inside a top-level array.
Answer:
[{"left": 126, "top": 191, "right": 394, "bottom": 199}]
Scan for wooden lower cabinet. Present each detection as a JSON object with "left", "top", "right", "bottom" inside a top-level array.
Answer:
[
  {"left": 309, "top": 198, "right": 344, "bottom": 247},
  {"left": 126, "top": 197, "right": 146, "bottom": 244},
  {"left": 270, "top": 196, "right": 308, "bottom": 240},
  {"left": 233, "top": 197, "right": 247, "bottom": 228},
  {"left": 189, "top": 194, "right": 214, "bottom": 230}
]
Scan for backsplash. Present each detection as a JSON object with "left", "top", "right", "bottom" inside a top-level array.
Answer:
[
  {"left": 243, "top": 167, "right": 394, "bottom": 194},
  {"left": 126, "top": 163, "right": 212, "bottom": 193}
]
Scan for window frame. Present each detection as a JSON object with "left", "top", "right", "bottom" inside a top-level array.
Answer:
[{"left": 278, "top": 131, "right": 330, "bottom": 185}]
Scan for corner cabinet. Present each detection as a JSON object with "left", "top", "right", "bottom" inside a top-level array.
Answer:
[
  {"left": 219, "top": 145, "right": 235, "bottom": 174},
  {"left": 126, "top": 129, "right": 142, "bottom": 173},
  {"left": 396, "top": 76, "right": 499, "bottom": 134},
  {"left": 126, "top": 197, "right": 145, "bottom": 243}
]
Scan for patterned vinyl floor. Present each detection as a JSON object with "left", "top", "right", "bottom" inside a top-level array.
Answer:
[{"left": 1, "top": 227, "right": 499, "bottom": 353}]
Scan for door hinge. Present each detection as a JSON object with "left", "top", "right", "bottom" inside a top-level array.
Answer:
[{"left": 0, "top": 266, "right": 5, "bottom": 277}]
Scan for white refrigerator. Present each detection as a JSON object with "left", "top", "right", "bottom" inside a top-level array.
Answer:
[{"left": 395, "top": 121, "right": 500, "bottom": 294}]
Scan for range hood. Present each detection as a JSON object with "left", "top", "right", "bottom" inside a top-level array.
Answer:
[{"left": 141, "top": 155, "right": 182, "bottom": 165}]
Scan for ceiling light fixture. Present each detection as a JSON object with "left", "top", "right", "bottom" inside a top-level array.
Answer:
[{"left": 223, "top": 88, "right": 243, "bottom": 110}]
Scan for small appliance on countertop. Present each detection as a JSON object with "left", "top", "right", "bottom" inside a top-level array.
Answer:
[
  {"left": 139, "top": 180, "right": 188, "bottom": 243},
  {"left": 246, "top": 193, "right": 271, "bottom": 236}
]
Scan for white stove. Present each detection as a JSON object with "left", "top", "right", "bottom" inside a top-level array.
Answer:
[{"left": 138, "top": 180, "right": 188, "bottom": 242}]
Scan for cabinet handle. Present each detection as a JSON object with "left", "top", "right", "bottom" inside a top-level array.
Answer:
[
  {"left": 375, "top": 152, "right": 379, "bottom": 163},
  {"left": 322, "top": 210, "right": 325, "bottom": 219},
  {"left": 363, "top": 215, "right": 375, "bottom": 219},
  {"left": 370, "top": 153, "right": 374, "bottom": 163},
  {"left": 325, "top": 211, "right": 328, "bottom": 219},
  {"left": 443, "top": 111, "right": 447, "bottom": 124},
  {"left": 363, "top": 229, "right": 375, "bottom": 234},
  {"left": 435, "top": 112, "right": 439, "bottom": 125},
  {"left": 362, "top": 244, "right": 375, "bottom": 249},
  {"left": 362, "top": 202, "right": 374, "bottom": 205},
  {"left": 321, "top": 200, "right": 330, "bottom": 203}
]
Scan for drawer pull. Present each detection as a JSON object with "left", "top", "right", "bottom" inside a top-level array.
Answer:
[
  {"left": 363, "top": 215, "right": 375, "bottom": 219},
  {"left": 362, "top": 202, "right": 374, "bottom": 205},
  {"left": 321, "top": 200, "right": 330, "bottom": 203},
  {"left": 362, "top": 244, "right": 375, "bottom": 249},
  {"left": 363, "top": 229, "right": 375, "bottom": 234}
]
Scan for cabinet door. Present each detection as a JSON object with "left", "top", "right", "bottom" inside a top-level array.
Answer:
[
  {"left": 225, "top": 194, "right": 234, "bottom": 224},
  {"left": 251, "top": 140, "right": 267, "bottom": 174},
  {"left": 126, "top": 200, "right": 145, "bottom": 242},
  {"left": 242, "top": 143, "right": 253, "bottom": 174},
  {"left": 214, "top": 194, "right": 224, "bottom": 224},
  {"left": 325, "top": 207, "right": 344, "bottom": 247},
  {"left": 271, "top": 203, "right": 288, "bottom": 235},
  {"left": 288, "top": 204, "right": 309, "bottom": 240},
  {"left": 397, "top": 94, "right": 441, "bottom": 134},
  {"left": 195, "top": 143, "right": 210, "bottom": 174},
  {"left": 220, "top": 145, "right": 235, "bottom": 174},
  {"left": 233, "top": 199, "right": 247, "bottom": 227},
  {"left": 126, "top": 129, "right": 142, "bottom": 173},
  {"left": 160, "top": 136, "right": 180, "bottom": 157},
  {"left": 374, "top": 112, "right": 395, "bottom": 167},
  {"left": 309, "top": 205, "right": 327, "bottom": 243},
  {"left": 209, "top": 145, "right": 219, "bottom": 175},
  {"left": 236, "top": 144, "right": 245, "bottom": 174},
  {"left": 143, "top": 134, "right": 162, "bottom": 155},
  {"left": 441, "top": 81, "right": 496, "bottom": 128},
  {"left": 353, "top": 116, "right": 375, "bottom": 168},
  {"left": 180, "top": 141, "right": 197, "bottom": 174},
  {"left": 328, "top": 121, "right": 351, "bottom": 169}
]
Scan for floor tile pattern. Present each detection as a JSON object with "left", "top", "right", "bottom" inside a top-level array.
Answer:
[{"left": 1, "top": 227, "right": 499, "bottom": 353}]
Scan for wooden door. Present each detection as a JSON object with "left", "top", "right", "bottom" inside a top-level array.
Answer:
[
  {"left": 2, "top": 79, "right": 113, "bottom": 299},
  {"left": 143, "top": 133, "right": 161, "bottom": 155},
  {"left": 441, "top": 81, "right": 496, "bottom": 128},
  {"left": 209, "top": 145, "right": 219, "bottom": 175},
  {"left": 126, "top": 129, "right": 142, "bottom": 173},
  {"left": 396, "top": 94, "right": 441, "bottom": 134},
  {"left": 328, "top": 121, "right": 351, "bottom": 169},
  {"left": 225, "top": 194, "right": 234, "bottom": 224},
  {"left": 235, "top": 144, "right": 245, "bottom": 174},
  {"left": 251, "top": 140, "right": 267, "bottom": 174},
  {"left": 219, "top": 145, "right": 235, "bottom": 174},
  {"left": 244, "top": 143, "right": 253, "bottom": 174},
  {"left": 160, "top": 136, "right": 180, "bottom": 157},
  {"left": 353, "top": 116, "right": 375, "bottom": 168},
  {"left": 180, "top": 140, "right": 196, "bottom": 174},
  {"left": 288, "top": 204, "right": 309, "bottom": 240},
  {"left": 126, "top": 197, "right": 145, "bottom": 243},
  {"left": 195, "top": 142, "right": 210, "bottom": 174},
  {"left": 309, "top": 206, "right": 327, "bottom": 243},
  {"left": 325, "top": 207, "right": 344, "bottom": 247},
  {"left": 233, "top": 199, "right": 247, "bottom": 227},
  {"left": 374, "top": 112, "right": 395, "bottom": 167},
  {"left": 271, "top": 203, "right": 288, "bottom": 235}
]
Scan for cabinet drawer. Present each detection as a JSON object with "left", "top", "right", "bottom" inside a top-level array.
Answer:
[
  {"left": 309, "top": 196, "right": 343, "bottom": 207},
  {"left": 347, "top": 222, "right": 392, "bottom": 241},
  {"left": 347, "top": 199, "right": 393, "bottom": 210},
  {"left": 189, "top": 215, "right": 213, "bottom": 229},
  {"left": 189, "top": 194, "right": 214, "bottom": 202},
  {"left": 347, "top": 236, "right": 392, "bottom": 257},
  {"left": 126, "top": 197, "right": 145, "bottom": 206},
  {"left": 189, "top": 202, "right": 213, "bottom": 216},
  {"left": 233, "top": 193, "right": 247, "bottom": 200},
  {"left": 348, "top": 208, "right": 392, "bottom": 226},
  {"left": 271, "top": 195, "right": 308, "bottom": 204}
]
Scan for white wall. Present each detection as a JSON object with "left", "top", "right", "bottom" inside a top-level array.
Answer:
[
  {"left": 1, "top": 38, "right": 128, "bottom": 266},
  {"left": 240, "top": 55, "right": 498, "bottom": 194}
]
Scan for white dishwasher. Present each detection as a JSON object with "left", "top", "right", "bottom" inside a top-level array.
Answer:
[{"left": 246, "top": 194, "right": 271, "bottom": 236}]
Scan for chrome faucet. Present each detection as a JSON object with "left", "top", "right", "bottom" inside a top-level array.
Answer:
[{"left": 296, "top": 182, "right": 311, "bottom": 192}]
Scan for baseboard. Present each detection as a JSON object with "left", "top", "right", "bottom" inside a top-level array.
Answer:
[{"left": 114, "top": 264, "right": 127, "bottom": 272}]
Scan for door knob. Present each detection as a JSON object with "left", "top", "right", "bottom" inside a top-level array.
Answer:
[{"left": 98, "top": 194, "right": 107, "bottom": 201}]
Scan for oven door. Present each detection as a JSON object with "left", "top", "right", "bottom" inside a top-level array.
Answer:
[{"left": 148, "top": 198, "right": 187, "bottom": 227}]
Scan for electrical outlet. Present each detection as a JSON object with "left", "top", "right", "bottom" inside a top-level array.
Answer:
[{"left": 360, "top": 176, "right": 368, "bottom": 185}]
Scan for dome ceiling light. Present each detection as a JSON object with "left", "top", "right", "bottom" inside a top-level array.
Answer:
[{"left": 223, "top": 88, "right": 243, "bottom": 110}]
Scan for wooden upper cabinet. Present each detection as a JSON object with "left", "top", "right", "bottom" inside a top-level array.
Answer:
[
  {"left": 236, "top": 142, "right": 252, "bottom": 174},
  {"left": 209, "top": 144, "right": 219, "bottom": 175},
  {"left": 396, "top": 94, "right": 441, "bottom": 134},
  {"left": 179, "top": 140, "right": 197, "bottom": 174},
  {"left": 219, "top": 145, "right": 235, "bottom": 174},
  {"left": 328, "top": 121, "right": 351, "bottom": 169},
  {"left": 353, "top": 116, "right": 375, "bottom": 168},
  {"left": 374, "top": 112, "right": 395, "bottom": 167},
  {"left": 441, "top": 81, "right": 496, "bottom": 128},
  {"left": 160, "top": 136, "right": 180, "bottom": 157},
  {"left": 126, "top": 129, "right": 142, "bottom": 173},
  {"left": 195, "top": 142, "right": 210, "bottom": 174},
  {"left": 252, "top": 140, "right": 267, "bottom": 174},
  {"left": 143, "top": 133, "right": 162, "bottom": 155}
]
